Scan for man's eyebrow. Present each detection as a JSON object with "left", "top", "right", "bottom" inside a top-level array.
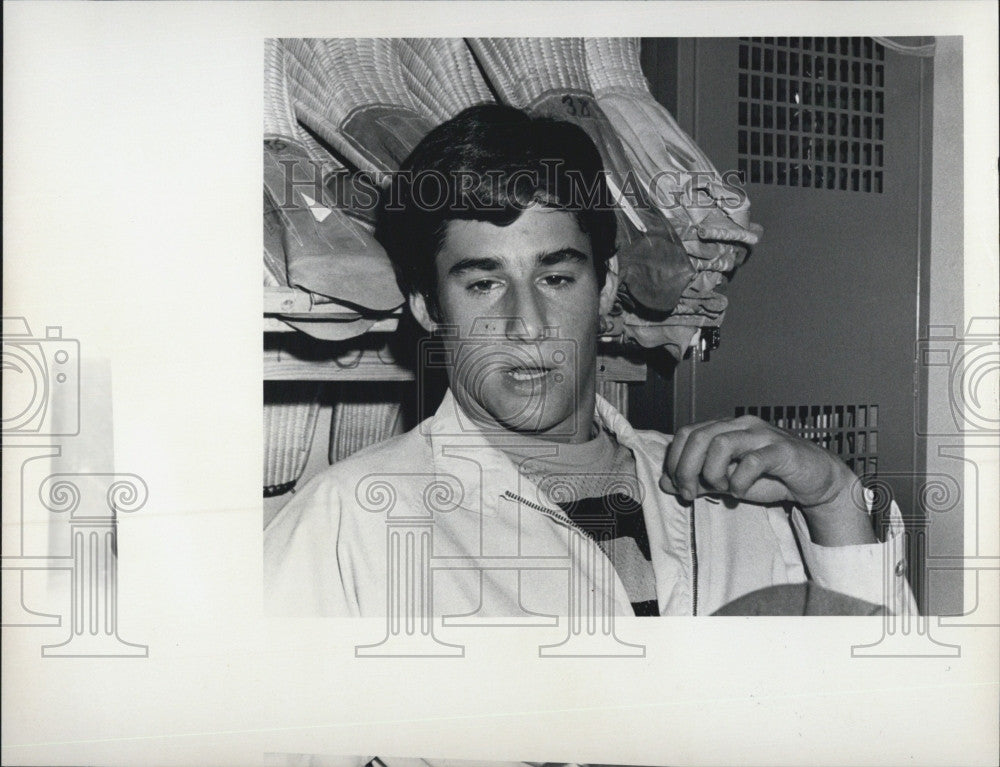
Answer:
[
  {"left": 447, "top": 256, "right": 503, "bottom": 277},
  {"left": 446, "top": 248, "right": 589, "bottom": 277},
  {"left": 537, "top": 248, "right": 589, "bottom": 267}
]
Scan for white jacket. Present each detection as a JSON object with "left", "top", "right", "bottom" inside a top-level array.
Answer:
[{"left": 264, "top": 391, "right": 914, "bottom": 617}]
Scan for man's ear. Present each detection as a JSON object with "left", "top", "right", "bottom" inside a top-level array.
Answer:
[
  {"left": 598, "top": 255, "right": 620, "bottom": 317},
  {"left": 408, "top": 292, "right": 437, "bottom": 333}
]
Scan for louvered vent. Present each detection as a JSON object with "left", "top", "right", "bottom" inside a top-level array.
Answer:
[{"left": 737, "top": 37, "right": 886, "bottom": 192}]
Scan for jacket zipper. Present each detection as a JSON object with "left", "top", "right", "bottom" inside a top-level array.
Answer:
[
  {"left": 501, "top": 489, "right": 628, "bottom": 615},
  {"left": 689, "top": 503, "right": 699, "bottom": 616},
  {"left": 500, "top": 489, "right": 589, "bottom": 536}
]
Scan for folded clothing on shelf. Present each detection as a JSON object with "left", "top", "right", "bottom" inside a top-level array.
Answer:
[
  {"left": 623, "top": 271, "right": 730, "bottom": 358},
  {"left": 263, "top": 139, "right": 403, "bottom": 315},
  {"left": 264, "top": 37, "right": 404, "bottom": 332},
  {"left": 281, "top": 38, "right": 435, "bottom": 175}
]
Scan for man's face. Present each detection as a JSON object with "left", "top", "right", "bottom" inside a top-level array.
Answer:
[{"left": 410, "top": 206, "right": 617, "bottom": 443}]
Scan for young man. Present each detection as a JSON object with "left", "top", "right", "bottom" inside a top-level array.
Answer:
[{"left": 264, "top": 105, "right": 914, "bottom": 617}]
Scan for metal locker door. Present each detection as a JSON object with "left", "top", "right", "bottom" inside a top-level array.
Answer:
[{"left": 668, "top": 37, "right": 934, "bottom": 606}]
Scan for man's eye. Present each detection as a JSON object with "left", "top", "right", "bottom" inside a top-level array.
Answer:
[
  {"left": 542, "top": 274, "right": 575, "bottom": 288},
  {"left": 467, "top": 279, "right": 501, "bottom": 293}
]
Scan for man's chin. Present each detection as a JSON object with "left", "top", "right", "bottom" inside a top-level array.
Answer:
[
  {"left": 451, "top": 383, "right": 583, "bottom": 439},
  {"left": 484, "top": 400, "right": 581, "bottom": 440}
]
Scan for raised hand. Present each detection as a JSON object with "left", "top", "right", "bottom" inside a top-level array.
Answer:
[{"left": 661, "top": 415, "right": 876, "bottom": 545}]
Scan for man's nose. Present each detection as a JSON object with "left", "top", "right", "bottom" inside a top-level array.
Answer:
[{"left": 504, "top": 285, "right": 546, "bottom": 341}]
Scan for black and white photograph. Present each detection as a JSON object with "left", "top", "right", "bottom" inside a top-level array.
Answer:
[
  {"left": 3, "top": 3, "right": 998, "bottom": 767},
  {"left": 263, "top": 35, "right": 939, "bottom": 626}
]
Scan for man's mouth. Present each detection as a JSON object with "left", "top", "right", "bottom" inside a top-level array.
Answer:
[{"left": 504, "top": 366, "right": 553, "bottom": 383}]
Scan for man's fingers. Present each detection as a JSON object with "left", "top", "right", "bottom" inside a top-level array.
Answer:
[
  {"left": 700, "top": 430, "right": 765, "bottom": 492},
  {"left": 668, "top": 420, "right": 739, "bottom": 499},
  {"left": 659, "top": 472, "right": 679, "bottom": 495},
  {"left": 666, "top": 421, "right": 714, "bottom": 495},
  {"left": 664, "top": 423, "right": 696, "bottom": 481},
  {"left": 664, "top": 417, "right": 844, "bottom": 506},
  {"left": 727, "top": 442, "right": 795, "bottom": 501}
]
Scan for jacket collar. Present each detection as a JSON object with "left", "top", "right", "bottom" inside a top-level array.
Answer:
[{"left": 427, "top": 389, "right": 648, "bottom": 516}]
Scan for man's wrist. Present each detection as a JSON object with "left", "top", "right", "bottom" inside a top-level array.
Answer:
[{"left": 799, "top": 480, "right": 878, "bottom": 546}]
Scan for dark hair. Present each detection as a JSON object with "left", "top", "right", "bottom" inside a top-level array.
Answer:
[{"left": 375, "top": 104, "right": 617, "bottom": 317}]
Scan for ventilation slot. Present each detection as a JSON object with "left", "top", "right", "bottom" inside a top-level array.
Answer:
[{"left": 737, "top": 37, "right": 886, "bottom": 192}]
